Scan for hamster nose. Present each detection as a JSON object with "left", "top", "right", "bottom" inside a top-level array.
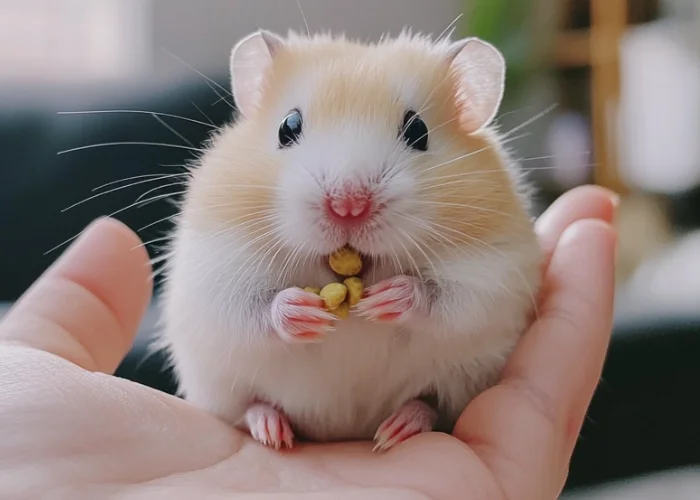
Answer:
[{"left": 326, "top": 192, "right": 372, "bottom": 223}]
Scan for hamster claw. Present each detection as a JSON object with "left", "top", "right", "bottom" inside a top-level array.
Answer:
[
  {"left": 245, "top": 403, "right": 295, "bottom": 450},
  {"left": 272, "top": 287, "right": 336, "bottom": 343},
  {"left": 372, "top": 399, "right": 437, "bottom": 453},
  {"left": 355, "top": 275, "right": 422, "bottom": 323}
]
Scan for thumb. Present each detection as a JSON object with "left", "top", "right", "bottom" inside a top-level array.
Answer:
[{"left": 0, "top": 218, "right": 152, "bottom": 373}]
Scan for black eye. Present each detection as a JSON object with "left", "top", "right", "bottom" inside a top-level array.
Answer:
[
  {"left": 278, "top": 109, "right": 303, "bottom": 148},
  {"left": 400, "top": 110, "right": 428, "bottom": 151}
]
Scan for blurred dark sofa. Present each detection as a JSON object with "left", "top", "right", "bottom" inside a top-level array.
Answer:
[{"left": 0, "top": 77, "right": 699, "bottom": 494}]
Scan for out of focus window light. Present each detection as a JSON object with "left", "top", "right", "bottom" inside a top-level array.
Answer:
[
  {"left": 0, "top": 0, "right": 151, "bottom": 84},
  {"left": 617, "top": 18, "right": 700, "bottom": 194}
]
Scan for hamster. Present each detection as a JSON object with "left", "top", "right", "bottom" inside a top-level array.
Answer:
[{"left": 159, "top": 29, "right": 543, "bottom": 452}]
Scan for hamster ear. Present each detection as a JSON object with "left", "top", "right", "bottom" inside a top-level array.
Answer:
[
  {"left": 230, "top": 30, "right": 284, "bottom": 118},
  {"left": 447, "top": 38, "right": 505, "bottom": 134}
]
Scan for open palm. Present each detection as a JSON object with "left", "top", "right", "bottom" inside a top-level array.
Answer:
[{"left": 0, "top": 185, "right": 616, "bottom": 500}]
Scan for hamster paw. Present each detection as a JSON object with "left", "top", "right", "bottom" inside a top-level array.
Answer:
[
  {"left": 244, "top": 403, "right": 295, "bottom": 450},
  {"left": 373, "top": 399, "right": 437, "bottom": 453},
  {"left": 271, "top": 287, "right": 336, "bottom": 343},
  {"left": 355, "top": 275, "right": 422, "bottom": 323}
]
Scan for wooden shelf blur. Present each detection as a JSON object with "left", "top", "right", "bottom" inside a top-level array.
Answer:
[
  {"left": 553, "top": 0, "right": 632, "bottom": 194},
  {"left": 554, "top": 30, "right": 591, "bottom": 67},
  {"left": 590, "top": 0, "right": 628, "bottom": 193}
]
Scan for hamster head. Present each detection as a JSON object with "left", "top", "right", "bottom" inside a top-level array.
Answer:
[{"left": 188, "top": 30, "right": 533, "bottom": 272}]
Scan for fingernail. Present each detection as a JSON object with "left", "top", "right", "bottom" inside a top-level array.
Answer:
[{"left": 610, "top": 192, "right": 620, "bottom": 208}]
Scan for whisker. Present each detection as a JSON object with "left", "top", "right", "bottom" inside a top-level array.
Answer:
[
  {"left": 436, "top": 13, "right": 463, "bottom": 41},
  {"left": 211, "top": 93, "right": 233, "bottom": 107},
  {"left": 518, "top": 153, "right": 578, "bottom": 162},
  {"left": 46, "top": 190, "right": 187, "bottom": 255},
  {"left": 194, "top": 212, "right": 280, "bottom": 249},
  {"left": 295, "top": 0, "right": 311, "bottom": 36},
  {"left": 135, "top": 181, "right": 190, "bottom": 204},
  {"left": 57, "top": 110, "right": 218, "bottom": 129},
  {"left": 393, "top": 232, "right": 422, "bottom": 280},
  {"left": 191, "top": 102, "right": 216, "bottom": 126},
  {"left": 132, "top": 190, "right": 189, "bottom": 209},
  {"left": 213, "top": 184, "right": 285, "bottom": 191},
  {"left": 62, "top": 173, "right": 188, "bottom": 212},
  {"left": 415, "top": 161, "right": 595, "bottom": 191},
  {"left": 57, "top": 142, "right": 204, "bottom": 155},
  {"left": 493, "top": 105, "right": 538, "bottom": 124},
  {"left": 149, "top": 252, "right": 172, "bottom": 267},
  {"left": 385, "top": 64, "right": 457, "bottom": 171},
  {"left": 150, "top": 113, "right": 195, "bottom": 148},
  {"left": 218, "top": 230, "right": 285, "bottom": 302},
  {"left": 201, "top": 201, "right": 274, "bottom": 211},
  {"left": 287, "top": 245, "right": 308, "bottom": 285},
  {"left": 132, "top": 235, "right": 173, "bottom": 250},
  {"left": 420, "top": 133, "right": 530, "bottom": 173},
  {"left": 384, "top": 113, "right": 456, "bottom": 180},
  {"left": 416, "top": 168, "right": 582, "bottom": 192},
  {"left": 294, "top": 161, "right": 324, "bottom": 191},
  {"left": 92, "top": 171, "right": 189, "bottom": 192},
  {"left": 273, "top": 240, "right": 300, "bottom": 285},
  {"left": 261, "top": 237, "right": 289, "bottom": 280},
  {"left": 228, "top": 235, "right": 286, "bottom": 294},
  {"left": 204, "top": 80, "right": 235, "bottom": 109},
  {"left": 397, "top": 227, "right": 439, "bottom": 278},
  {"left": 414, "top": 200, "right": 529, "bottom": 221},
  {"left": 415, "top": 216, "right": 538, "bottom": 309},
  {"left": 501, "top": 103, "right": 558, "bottom": 140},
  {"left": 209, "top": 225, "right": 281, "bottom": 289},
  {"left": 162, "top": 48, "right": 232, "bottom": 97},
  {"left": 138, "top": 212, "right": 181, "bottom": 232},
  {"left": 386, "top": 239, "right": 403, "bottom": 276},
  {"left": 395, "top": 213, "right": 462, "bottom": 257}
]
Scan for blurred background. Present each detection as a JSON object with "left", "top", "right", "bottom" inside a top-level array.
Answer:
[{"left": 0, "top": 0, "right": 699, "bottom": 497}]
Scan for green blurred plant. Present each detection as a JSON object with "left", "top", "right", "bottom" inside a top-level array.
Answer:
[{"left": 460, "top": 0, "right": 537, "bottom": 101}]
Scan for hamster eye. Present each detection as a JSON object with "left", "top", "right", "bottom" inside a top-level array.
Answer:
[
  {"left": 400, "top": 110, "right": 428, "bottom": 152},
  {"left": 278, "top": 109, "right": 303, "bottom": 148}
]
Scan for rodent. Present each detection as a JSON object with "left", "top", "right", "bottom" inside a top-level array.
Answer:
[{"left": 158, "top": 29, "right": 543, "bottom": 452}]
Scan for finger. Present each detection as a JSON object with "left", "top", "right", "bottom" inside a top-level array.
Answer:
[
  {"left": 453, "top": 219, "right": 616, "bottom": 499},
  {"left": 535, "top": 184, "right": 618, "bottom": 265},
  {"left": 0, "top": 218, "right": 152, "bottom": 373}
]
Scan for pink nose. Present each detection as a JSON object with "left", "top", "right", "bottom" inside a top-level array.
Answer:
[{"left": 326, "top": 192, "right": 372, "bottom": 222}]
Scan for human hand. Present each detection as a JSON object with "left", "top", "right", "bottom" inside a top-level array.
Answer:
[{"left": 0, "top": 185, "right": 617, "bottom": 499}]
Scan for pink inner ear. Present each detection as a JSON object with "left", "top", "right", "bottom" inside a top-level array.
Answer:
[
  {"left": 231, "top": 32, "right": 277, "bottom": 118},
  {"left": 453, "top": 80, "right": 485, "bottom": 134},
  {"left": 449, "top": 40, "right": 505, "bottom": 134}
]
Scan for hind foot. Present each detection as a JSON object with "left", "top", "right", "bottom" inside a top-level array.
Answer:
[
  {"left": 373, "top": 399, "right": 437, "bottom": 453},
  {"left": 244, "top": 403, "right": 295, "bottom": 450}
]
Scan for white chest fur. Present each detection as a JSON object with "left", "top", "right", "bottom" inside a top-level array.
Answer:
[{"left": 160, "top": 225, "right": 540, "bottom": 441}]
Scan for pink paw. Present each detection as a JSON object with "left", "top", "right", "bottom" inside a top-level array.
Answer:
[
  {"left": 355, "top": 275, "right": 422, "bottom": 323},
  {"left": 244, "top": 403, "right": 295, "bottom": 450},
  {"left": 271, "top": 287, "right": 336, "bottom": 343},
  {"left": 373, "top": 400, "right": 437, "bottom": 453}
]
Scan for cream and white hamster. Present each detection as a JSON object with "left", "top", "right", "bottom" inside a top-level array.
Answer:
[{"left": 159, "top": 29, "right": 542, "bottom": 452}]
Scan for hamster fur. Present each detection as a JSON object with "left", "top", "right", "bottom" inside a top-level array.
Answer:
[{"left": 159, "top": 29, "right": 543, "bottom": 451}]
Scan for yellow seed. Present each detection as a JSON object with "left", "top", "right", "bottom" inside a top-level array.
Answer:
[
  {"left": 303, "top": 286, "right": 321, "bottom": 295},
  {"left": 328, "top": 246, "right": 362, "bottom": 277},
  {"left": 319, "top": 282, "right": 348, "bottom": 311},
  {"left": 343, "top": 277, "right": 364, "bottom": 306},
  {"left": 333, "top": 301, "right": 350, "bottom": 319}
]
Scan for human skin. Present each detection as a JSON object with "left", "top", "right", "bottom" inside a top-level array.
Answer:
[{"left": 0, "top": 185, "right": 617, "bottom": 500}]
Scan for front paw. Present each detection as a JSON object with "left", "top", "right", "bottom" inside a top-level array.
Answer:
[
  {"left": 271, "top": 288, "right": 336, "bottom": 343},
  {"left": 355, "top": 275, "right": 423, "bottom": 323}
]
